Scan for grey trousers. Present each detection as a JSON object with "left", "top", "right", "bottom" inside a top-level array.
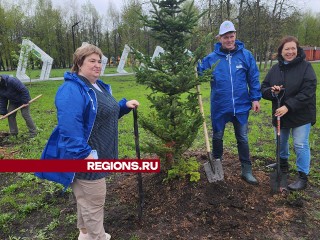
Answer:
[{"left": 7, "top": 102, "right": 37, "bottom": 136}]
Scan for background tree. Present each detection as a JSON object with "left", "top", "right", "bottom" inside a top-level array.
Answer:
[
  {"left": 0, "top": 0, "right": 319, "bottom": 71},
  {"left": 132, "top": 0, "right": 210, "bottom": 181},
  {"left": 119, "top": 1, "right": 144, "bottom": 51},
  {"left": 296, "top": 12, "right": 320, "bottom": 47},
  {"left": 104, "top": 3, "right": 122, "bottom": 62}
]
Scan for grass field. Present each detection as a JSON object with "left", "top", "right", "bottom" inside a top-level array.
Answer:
[
  {"left": 0, "top": 64, "right": 319, "bottom": 176},
  {"left": 0, "top": 63, "right": 319, "bottom": 239}
]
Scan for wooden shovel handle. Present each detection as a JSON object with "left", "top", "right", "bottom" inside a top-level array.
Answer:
[
  {"left": 194, "top": 67, "right": 211, "bottom": 153},
  {"left": 0, "top": 94, "right": 42, "bottom": 120},
  {"left": 196, "top": 85, "right": 211, "bottom": 154}
]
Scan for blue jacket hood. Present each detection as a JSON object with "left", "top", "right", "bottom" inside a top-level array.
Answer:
[
  {"left": 213, "top": 40, "right": 244, "bottom": 55},
  {"left": 63, "top": 71, "right": 112, "bottom": 94}
]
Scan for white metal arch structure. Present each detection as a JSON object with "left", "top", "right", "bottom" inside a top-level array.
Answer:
[
  {"left": 81, "top": 42, "right": 108, "bottom": 76},
  {"left": 117, "top": 44, "right": 131, "bottom": 74},
  {"left": 151, "top": 46, "right": 165, "bottom": 62},
  {"left": 100, "top": 55, "right": 108, "bottom": 76},
  {"left": 117, "top": 45, "right": 165, "bottom": 73},
  {"left": 16, "top": 39, "right": 53, "bottom": 82}
]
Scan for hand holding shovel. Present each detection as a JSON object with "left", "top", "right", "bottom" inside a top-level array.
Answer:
[
  {"left": 195, "top": 67, "right": 224, "bottom": 182},
  {"left": 0, "top": 94, "right": 42, "bottom": 120},
  {"left": 267, "top": 88, "right": 288, "bottom": 195}
]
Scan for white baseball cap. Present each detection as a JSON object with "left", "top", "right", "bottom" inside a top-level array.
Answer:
[{"left": 217, "top": 20, "right": 236, "bottom": 37}]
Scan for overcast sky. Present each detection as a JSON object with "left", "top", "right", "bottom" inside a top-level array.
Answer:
[
  {"left": 51, "top": 0, "right": 320, "bottom": 15},
  {"left": 52, "top": 0, "right": 124, "bottom": 14}
]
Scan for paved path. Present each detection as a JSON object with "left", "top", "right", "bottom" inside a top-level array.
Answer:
[{"left": 28, "top": 72, "right": 135, "bottom": 82}]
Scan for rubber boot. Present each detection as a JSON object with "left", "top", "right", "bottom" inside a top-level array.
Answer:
[
  {"left": 241, "top": 163, "right": 259, "bottom": 185},
  {"left": 288, "top": 171, "right": 308, "bottom": 191}
]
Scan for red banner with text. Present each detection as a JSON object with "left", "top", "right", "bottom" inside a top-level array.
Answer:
[{"left": 0, "top": 159, "right": 160, "bottom": 173}]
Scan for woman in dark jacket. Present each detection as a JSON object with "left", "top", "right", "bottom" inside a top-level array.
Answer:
[{"left": 261, "top": 36, "right": 317, "bottom": 191}]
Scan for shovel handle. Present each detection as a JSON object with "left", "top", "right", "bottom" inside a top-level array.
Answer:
[
  {"left": 133, "top": 107, "right": 144, "bottom": 222},
  {"left": 194, "top": 67, "right": 211, "bottom": 154},
  {"left": 133, "top": 107, "right": 140, "bottom": 159},
  {"left": 0, "top": 94, "right": 42, "bottom": 120},
  {"left": 196, "top": 85, "right": 211, "bottom": 154}
]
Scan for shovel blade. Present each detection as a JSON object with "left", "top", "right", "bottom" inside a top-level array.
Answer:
[
  {"left": 204, "top": 160, "right": 224, "bottom": 182},
  {"left": 270, "top": 171, "right": 288, "bottom": 194},
  {"left": 270, "top": 171, "right": 279, "bottom": 193}
]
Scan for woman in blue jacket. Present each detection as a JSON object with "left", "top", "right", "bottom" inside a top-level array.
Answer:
[
  {"left": 36, "top": 43, "right": 139, "bottom": 240},
  {"left": 198, "top": 21, "right": 261, "bottom": 185}
]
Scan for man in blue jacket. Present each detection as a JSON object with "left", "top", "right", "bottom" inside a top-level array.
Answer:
[
  {"left": 198, "top": 20, "right": 261, "bottom": 185},
  {"left": 0, "top": 75, "right": 37, "bottom": 137}
]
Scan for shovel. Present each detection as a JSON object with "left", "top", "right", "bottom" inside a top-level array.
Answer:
[
  {"left": 0, "top": 94, "right": 42, "bottom": 120},
  {"left": 267, "top": 89, "right": 287, "bottom": 194},
  {"left": 196, "top": 85, "right": 224, "bottom": 182},
  {"left": 133, "top": 107, "right": 144, "bottom": 222}
]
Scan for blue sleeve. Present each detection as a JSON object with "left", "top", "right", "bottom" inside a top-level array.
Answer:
[
  {"left": 55, "top": 83, "right": 92, "bottom": 159},
  {"left": 246, "top": 52, "right": 261, "bottom": 101},
  {"left": 197, "top": 55, "right": 213, "bottom": 76},
  {"left": 118, "top": 98, "right": 131, "bottom": 118}
]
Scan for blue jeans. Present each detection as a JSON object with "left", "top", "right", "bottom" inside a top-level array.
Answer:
[
  {"left": 278, "top": 123, "right": 311, "bottom": 174},
  {"left": 212, "top": 117, "right": 250, "bottom": 165}
]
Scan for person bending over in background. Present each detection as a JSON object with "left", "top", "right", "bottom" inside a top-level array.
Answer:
[
  {"left": 0, "top": 75, "right": 37, "bottom": 138},
  {"left": 261, "top": 36, "right": 317, "bottom": 191},
  {"left": 35, "top": 43, "right": 139, "bottom": 240},
  {"left": 198, "top": 20, "right": 261, "bottom": 185}
]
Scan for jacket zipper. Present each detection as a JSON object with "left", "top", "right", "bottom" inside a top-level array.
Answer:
[
  {"left": 86, "top": 89, "right": 98, "bottom": 142},
  {"left": 227, "top": 54, "right": 236, "bottom": 116}
]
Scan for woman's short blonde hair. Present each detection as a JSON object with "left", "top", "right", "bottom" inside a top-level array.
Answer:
[{"left": 71, "top": 43, "right": 103, "bottom": 73}]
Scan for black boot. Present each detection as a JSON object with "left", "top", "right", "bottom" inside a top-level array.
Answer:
[{"left": 288, "top": 171, "right": 308, "bottom": 191}]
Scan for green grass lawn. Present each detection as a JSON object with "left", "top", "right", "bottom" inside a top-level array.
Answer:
[
  {"left": 1, "top": 63, "right": 319, "bottom": 175},
  {"left": 0, "top": 63, "right": 319, "bottom": 239}
]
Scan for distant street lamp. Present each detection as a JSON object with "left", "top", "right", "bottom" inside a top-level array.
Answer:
[{"left": 72, "top": 21, "right": 81, "bottom": 52}]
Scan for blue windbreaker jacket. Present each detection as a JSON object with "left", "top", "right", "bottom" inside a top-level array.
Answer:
[
  {"left": 35, "top": 72, "right": 131, "bottom": 189},
  {"left": 198, "top": 40, "right": 261, "bottom": 131}
]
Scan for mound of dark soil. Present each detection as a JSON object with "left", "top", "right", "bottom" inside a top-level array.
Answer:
[
  {"left": 0, "top": 132, "right": 16, "bottom": 159},
  {"left": 102, "top": 151, "right": 319, "bottom": 240},
  {"left": 1, "top": 149, "right": 319, "bottom": 240}
]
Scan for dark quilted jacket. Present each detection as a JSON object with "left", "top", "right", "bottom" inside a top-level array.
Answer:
[
  {"left": 261, "top": 48, "right": 317, "bottom": 128},
  {"left": 0, "top": 75, "right": 31, "bottom": 114}
]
